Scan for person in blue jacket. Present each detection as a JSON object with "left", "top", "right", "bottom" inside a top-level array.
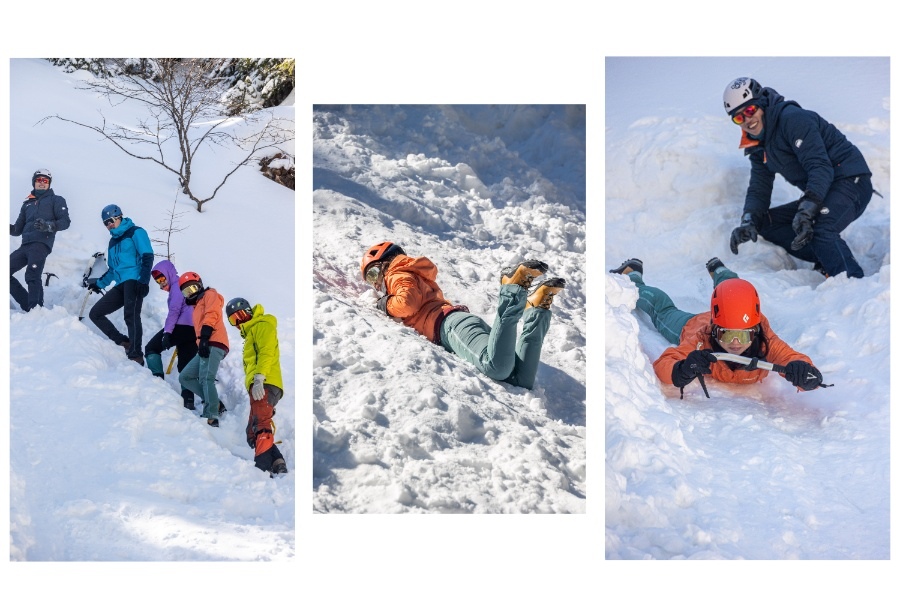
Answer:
[
  {"left": 724, "top": 77, "right": 874, "bottom": 279},
  {"left": 143, "top": 259, "right": 198, "bottom": 409},
  {"left": 87, "top": 204, "right": 154, "bottom": 365},
  {"left": 9, "top": 168, "right": 71, "bottom": 311}
]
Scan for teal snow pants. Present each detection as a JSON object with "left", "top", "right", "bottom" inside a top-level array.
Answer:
[
  {"left": 178, "top": 346, "right": 226, "bottom": 419},
  {"left": 628, "top": 268, "right": 738, "bottom": 345},
  {"left": 439, "top": 283, "right": 552, "bottom": 390}
]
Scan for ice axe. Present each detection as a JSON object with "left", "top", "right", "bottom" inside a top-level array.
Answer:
[
  {"left": 711, "top": 352, "right": 832, "bottom": 390},
  {"left": 166, "top": 349, "right": 178, "bottom": 375},
  {"left": 44, "top": 272, "right": 58, "bottom": 286}
]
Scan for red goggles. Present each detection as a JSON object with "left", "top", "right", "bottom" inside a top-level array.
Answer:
[
  {"left": 34, "top": 177, "right": 50, "bottom": 184},
  {"left": 731, "top": 104, "right": 760, "bottom": 125}
]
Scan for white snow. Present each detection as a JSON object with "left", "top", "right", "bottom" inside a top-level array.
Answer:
[
  {"left": 606, "top": 56, "right": 890, "bottom": 561},
  {"left": 7, "top": 59, "right": 295, "bottom": 563},
  {"left": 313, "top": 103, "right": 586, "bottom": 514}
]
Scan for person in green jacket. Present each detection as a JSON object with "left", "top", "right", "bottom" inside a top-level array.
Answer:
[{"left": 226, "top": 297, "right": 288, "bottom": 477}]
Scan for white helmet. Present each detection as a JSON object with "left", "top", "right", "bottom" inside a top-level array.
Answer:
[
  {"left": 723, "top": 77, "right": 762, "bottom": 114},
  {"left": 32, "top": 168, "right": 52, "bottom": 186}
]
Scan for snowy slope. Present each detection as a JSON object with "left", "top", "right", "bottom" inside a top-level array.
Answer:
[
  {"left": 313, "top": 105, "right": 586, "bottom": 513},
  {"left": 7, "top": 59, "right": 295, "bottom": 560},
  {"left": 605, "top": 57, "right": 890, "bottom": 560}
]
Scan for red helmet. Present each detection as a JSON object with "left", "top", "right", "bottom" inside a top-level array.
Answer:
[
  {"left": 360, "top": 242, "right": 404, "bottom": 280},
  {"left": 710, "top": 278, "right": 761, "bottom": 329},
  {"left": 178, "top": 271, "right": 204, "bottom": 300}
]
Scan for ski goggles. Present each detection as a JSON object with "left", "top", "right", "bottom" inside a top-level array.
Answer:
[
  {"left": 731, "top": 104, "right": 760, "bottom": 125},
  {"left": 103, "top": 217, "right": 119, "bottom": 226},
  {"left": 715, "top": 326, "right": 757, "bottom": 345},
  {"left": 153, "top": 273, "right": 168, "bottom": 288},
  {"left": 34, "top": 177, "right": 50, "bottom": 184},
  {"left": 227, "top": 309, "right": 252, "bottom": 327},
  {"left": 180, "top": 282, "right": 203, "bottom": 299},
  {"left": 364, "top": 263, "right": 384, "bottom": 288}
]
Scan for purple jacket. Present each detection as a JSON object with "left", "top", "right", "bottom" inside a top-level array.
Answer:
[{"left": 152, "top": 259, "right": 194, "bottom": 332}]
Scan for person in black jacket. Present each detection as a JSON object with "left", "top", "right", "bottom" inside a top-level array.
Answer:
[
  {"left": 10, "top": 169, "right": 71, "bottom": 311},
  {"left": 724, "top": 77, "right": 874, "bottom": 279}
]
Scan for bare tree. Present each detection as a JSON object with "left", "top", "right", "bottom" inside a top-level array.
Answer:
[
  {"left": 152, "top": 193, "right": 190, "bottom": 260},
  {"left": 40, "top": 58, "right": 294, "bottom": 212}
]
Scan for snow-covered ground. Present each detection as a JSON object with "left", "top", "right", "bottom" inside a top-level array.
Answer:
[
  {"left": 6, "top": 59, "right": 295, "bottom": 564},
  {"left": 313, "top": 104, "right": 586, "bottom": 514},
  {"left": 606, "top": 56, "right": 890, "bottom": 564}
]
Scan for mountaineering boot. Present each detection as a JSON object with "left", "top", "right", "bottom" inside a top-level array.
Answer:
[
  {"left": 271, "top": 458, "right": 288, "bottom": 477},
  {"left": 500, "top": 260, "right": 549, "bottom": 288},
  {"left": 207, "top": 418, "right": 219, "bottom": 427},
  {"left": 182, "top": 389, "right": 195, "bottom": 410},
  {"left": 146, "top": 353, "right": 165, "bottom": 377},
  {"left": 705, "top": 257, "right": 725, "bottom": 278},
  {"left": 609, "top": 258, "right": 643, "bottom": 275},
  {"left": 219, "top": 401, "right": 227, "bottom": 414},
  {"left": 527, "top": 277, "right": 566, "bottom": 310}
]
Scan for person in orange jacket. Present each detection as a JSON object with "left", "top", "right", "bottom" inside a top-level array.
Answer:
[
  {"left": 609, "top": 256, "right": 823, "bottom": 396},
  {"left": 177, "top": 271, "right": 229, "bottom": 426},
  {"left": 360, "top": 241, "right": 565, "bottom": 390}
]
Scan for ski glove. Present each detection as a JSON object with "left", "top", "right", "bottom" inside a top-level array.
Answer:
[
  {"left": 198, "top": 325, "right": 214, "bottom": 358},
  {"left": 10, "top": 224, "right": 15, "bottom": 235},
  {"left": 783, "top": 360, "right": 823, "bottom": 391},
  {"left": 671, "top": 349, "right": 718, "bottom": 388},
  {"left": 729, "top": 213, "right": 759, "bottom": 255},
  {"left": 791, "top": 192, "right": 822, "bottom": 251},
  {"left": 87, "top": 281, "right": 103, "bottom": 293},
  {"left": 33, "top": 218, "right": 55, "bottom": 233},
  {"left": 136, "top": 282, "right": 150, "bottom": 298},
  {"left": 376, "top": 294, "right": 392, "bottom": 315},
  {"left": 251, "top": 374, "right": 267, "bottom": 401},
  {"left": 161, "top": 332, "right": 172, "bottom": 350}
]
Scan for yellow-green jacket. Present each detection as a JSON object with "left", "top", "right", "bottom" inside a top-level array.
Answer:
[{"left": 237, "top": 304, "right": 283, "bottom": 392}]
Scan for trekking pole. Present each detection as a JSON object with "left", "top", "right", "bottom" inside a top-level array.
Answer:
[
  {"left": 711, "top": 352, "right": 832, "bottom": 389},
  {"left": 166, "top": 349, "right": 178, "bottom": 375}
]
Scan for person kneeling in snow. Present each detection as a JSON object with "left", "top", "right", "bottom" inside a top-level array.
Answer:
[
  {"left": 360, "top": 241, "right": 565, "bottom": 390},
  {"left": 610, "top": 257, "right": 823, "bottom": 397},
  {"left": 143, "top": 260, "right": 198, "bottom": 410},
  {"left": 226, "top": 297, "right": 288, "bottom": 476}
]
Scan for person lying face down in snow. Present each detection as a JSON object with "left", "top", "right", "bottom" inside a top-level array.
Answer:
[
  {"left": 610, "top": 256, "right": 824, "bottom": 397},
  {"left": 360, "top": 241, "right": 566, "bottom": 390}
]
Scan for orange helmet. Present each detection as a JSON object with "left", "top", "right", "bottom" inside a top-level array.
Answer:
[
  {"left": 360, "top": 242, "right": 404, "bottom": 280},
  {"left": 710, "top": 278, "right": 761, "bottom": 329}
]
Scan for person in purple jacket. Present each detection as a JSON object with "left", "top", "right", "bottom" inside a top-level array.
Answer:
[{"left": 144, "top": 259, "right": 198, "bottom": 409}]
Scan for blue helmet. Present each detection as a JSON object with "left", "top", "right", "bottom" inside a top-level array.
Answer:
[{"left": 101, "top": 204, "right": 123, "bottom": 222}]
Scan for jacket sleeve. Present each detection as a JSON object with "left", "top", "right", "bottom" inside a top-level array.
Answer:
[
  {"left": 653, "top": 341, "right": 694, "bottom": 386},
  {"left": 11, "top": 204, "right": 25, "bottom": 236},
  {"left": 52, "top": 196, "right": 71, "bottom": 232},
  {"left": 384, "top": 271, "right": 425, "bottom": 319},
  {"left": 252, "top": 320, "right": 280, "bottom": 380},
  {"left": 743, "top": 151, "right": 776, "bottom": 217},
  {"left": 134, "top": 228, "right": 155, "bottom": 284},
  {"left": 164, "top": 291, "right": 185, "bottom": 333},
  {"left": 786, "top": 111, "right": 835, "bottom": 200}
]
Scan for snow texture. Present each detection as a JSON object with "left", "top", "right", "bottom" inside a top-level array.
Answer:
[
  {"left": 313, "top": 104, "right": 587, "bottom": 513},
  {"left": 7, "top": 58, "right": 295, "bottom": 561},
  {"left": 606, "top": 57, "right": 890, "bottom": 560}
]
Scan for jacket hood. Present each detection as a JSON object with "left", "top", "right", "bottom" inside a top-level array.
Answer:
[
  {"left": 152, "top": 259, "right": 179, "bottom": 282},
  {"left": 388, "top": 255, "right": 439, "bottom": 280},
  {"left": 239, "top": 304, "right": 276, "bottom": 337},
  {"left": 109, "top": 216, "right": 136, "bottom": 237}
]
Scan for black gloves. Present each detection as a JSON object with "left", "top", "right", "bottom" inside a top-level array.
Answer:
[
  {"left": 161, "top": 332, "right": 172, "bottom": 350},
  {"left": 671, "top": 349, "right": 718, "bottom": 388},
  {"left": 10, "top": 224, "right": 16, "bottom": 235},
  {"left": 87, "top": 281, "right": 102, "bottom": 293},
  {"left": 376, "top": 295, "right": 392, "bottom": 315},
  {"left": 791, "top": 192, "right": 823, "bottom": 251},
  {"left": 34, "top": 218, "right": 55, "bottom": 233},
  {"left": 137, "top": 282, "right": 150, "bottom": 298},
  {"left": 198, "top": 325, "right": 214, "bottom": 358},
  {"left": 730, "top": 213, "right": 759, "bottom": 255},
  {"left": 783, "top": 360, "right": 823, "bottom": 391}
]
